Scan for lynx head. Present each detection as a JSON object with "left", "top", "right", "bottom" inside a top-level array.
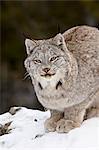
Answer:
[{"left": 24, "top": 33, "right": 76, "bottom": 89}]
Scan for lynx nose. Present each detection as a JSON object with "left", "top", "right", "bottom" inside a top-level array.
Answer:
[{"left": 43, "top": 67, "right": 50, "bottom": 73}]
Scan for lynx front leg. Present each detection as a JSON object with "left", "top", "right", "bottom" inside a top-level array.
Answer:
[
  {"left": 44, "top": 110, "right": 63, "bottom": 132},
  {"left": 56, "top": 106, "right": 86, "bottom": 133}
]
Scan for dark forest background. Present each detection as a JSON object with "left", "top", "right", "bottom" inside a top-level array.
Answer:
[{"left": 0, "top": 0, "right": 99, "bottom": 114}]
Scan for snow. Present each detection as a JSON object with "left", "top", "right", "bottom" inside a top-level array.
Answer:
[{"left": 0, "top": 107, "right": 99, "bottom": 150}]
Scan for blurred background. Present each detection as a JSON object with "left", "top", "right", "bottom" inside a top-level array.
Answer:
[{"left": 0, "top": 0, "right": 99, "bottom": 114}]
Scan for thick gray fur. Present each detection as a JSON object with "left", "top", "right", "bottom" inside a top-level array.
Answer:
[{"left": 24, "top": 26, "right": 99, "bottom": 133}]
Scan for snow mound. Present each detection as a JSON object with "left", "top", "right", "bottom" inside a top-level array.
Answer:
[{"left": 0, "top": 107, "right": 99, "bottom": 150}]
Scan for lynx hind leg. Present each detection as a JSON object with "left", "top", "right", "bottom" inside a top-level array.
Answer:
[
  {"left": 44, "top": 110, "right": 63, "bottom": 132},
  {"left": 85, "top": 90, "right": 99, "bottom": 119},
  {"left": 85, "top": 107, "right": 99, "bottom": 119}
]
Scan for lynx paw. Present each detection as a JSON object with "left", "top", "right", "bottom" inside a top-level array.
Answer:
[
  {"left": 56, "top": 119, "right": 80, "bottom": 133},
  {"left": 44, "top": 118, "right": 57, "bottom": 132}
]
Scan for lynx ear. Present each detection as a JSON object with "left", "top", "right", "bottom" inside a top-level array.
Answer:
[
  {"left": 25, "top": 39, "right": 37, "bottom": 55},
  {"left": 53, "top": 33, "right": 65, "bottom": 46},
  {"left": 53, "top": 33, "right": 68, "bottom": 52}
]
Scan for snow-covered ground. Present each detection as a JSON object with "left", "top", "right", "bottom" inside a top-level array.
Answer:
[{"left": 0, "top": 107, "right": 99, "bottom": 150}]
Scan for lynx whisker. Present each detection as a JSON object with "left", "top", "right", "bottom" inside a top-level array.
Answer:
[{"left": 23, "top": 73, "right": 30, "bottom": 80}]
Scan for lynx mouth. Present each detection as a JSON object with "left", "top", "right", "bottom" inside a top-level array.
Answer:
[{"left": 41, "top": 73, "right": 55, "bottom": 78}]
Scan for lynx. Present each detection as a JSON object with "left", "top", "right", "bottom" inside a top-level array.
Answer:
[{"left": 24, "top": 26, "right": 99, "bottom": 133}]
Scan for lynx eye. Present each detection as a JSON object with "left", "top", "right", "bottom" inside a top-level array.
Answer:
[
  {"left": 33, "top": 59, "right": 42, "bottom": 64},
  {"left": 50, "top": 56, "right": 59, "bottom": 62}
]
